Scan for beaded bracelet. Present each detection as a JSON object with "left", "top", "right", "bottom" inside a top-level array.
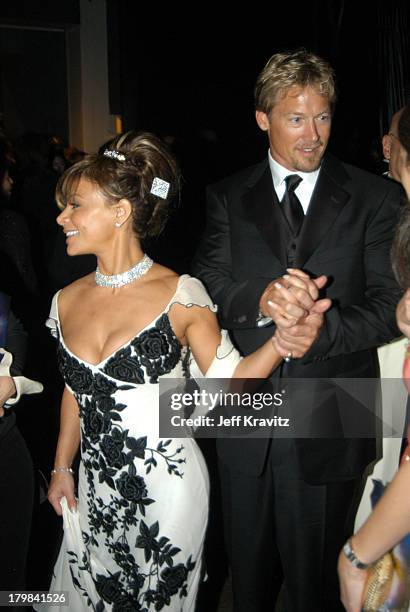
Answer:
[{"left": 51, "top": 467, "right": 74, "bottom": 476}]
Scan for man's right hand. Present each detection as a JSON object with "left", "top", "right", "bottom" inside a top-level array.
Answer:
[
  {"left": 260, "top": 268, "right": 330, "bottom": 327},
  {"left": 268, "top": 270, "right": 332, "bottom": 358}
]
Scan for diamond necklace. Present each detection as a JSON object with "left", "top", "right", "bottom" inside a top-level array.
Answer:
[{"left": 95, "top": 254, "right": 154, "bottom": 288}]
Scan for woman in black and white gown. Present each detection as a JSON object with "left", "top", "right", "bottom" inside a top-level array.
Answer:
[{"left": 43, "top": 131, "right": 328, "bottom": 611}]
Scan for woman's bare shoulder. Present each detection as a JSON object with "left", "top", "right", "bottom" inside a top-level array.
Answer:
[
  {"left": 146, "top": 263, "right": 180, "bottom": 294},
  {"left": 58, "top": 273, "right": 95, "bottom": 307}
]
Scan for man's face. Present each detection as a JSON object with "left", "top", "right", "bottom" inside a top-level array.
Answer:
[
  {"left": 256, "top": 85, "right": 332, "bottom": 172},
  {"left": 383, "top": 109, "right": 404, "bottom": 181}
]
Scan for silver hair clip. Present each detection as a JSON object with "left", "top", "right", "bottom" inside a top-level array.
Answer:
[
  {"left": 103, "top": 149, "right": 126, "bottom": 162},
  {"left": 150, "top": 177, "right": 170, "bottom": 199}
]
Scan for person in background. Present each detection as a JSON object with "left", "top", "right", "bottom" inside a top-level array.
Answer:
[
  {"left": 382, "top": 107, "right": 405, "bottom": 180},
  {"left": 354, "top": 105, "right": 409, "bottom": 530},
  {"left": 0, "top": 137, "right": 38, "bottom": 311},
  {"left": 0, "top": 294, "right": 43, "bottom": 595},
  {"left": 338, "top": 105, "right": 410, "bottom": 611}
]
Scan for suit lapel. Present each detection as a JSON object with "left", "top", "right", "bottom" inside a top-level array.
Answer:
[
  {"left": 295, "top": 154, "right": 351, "bottom": 268},
  {"left": 242, "top": 163, "right": 290, "bottom": 266}
]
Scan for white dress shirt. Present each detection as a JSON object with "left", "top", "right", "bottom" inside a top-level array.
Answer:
[{"left": 268, "top": 150, "right": 321, "bottom": 214}]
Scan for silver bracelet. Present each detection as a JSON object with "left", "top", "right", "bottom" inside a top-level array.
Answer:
[
  {"left": 51, "top": 467, "right": 74, "bottom": 476},
  {"left": 256, "top": 308, "right": 273, "bottom": 328},
  {"left": 342, "top": 539, "right": 371, "bottom": 570}
]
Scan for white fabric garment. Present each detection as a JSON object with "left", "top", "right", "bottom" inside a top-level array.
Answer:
[
  {"left": 0, "top": 347, "right": 43, "bottom": 406},
  {"left": 268, "top": 150, "right": 321, "bottom": 214},
  {"left": 355, "top": 336, "right": 408, "bottom": 530},
  {"left": 39, "top": 275, "right": 242, "bottom": 611}
]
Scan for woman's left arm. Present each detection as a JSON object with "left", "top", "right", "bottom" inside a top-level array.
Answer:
[
  {"left": 184, "top": 305, "right": 281, "bottom": 377},
  {"left": 184, "top": 305, "right": 325, "bottom": 378}
]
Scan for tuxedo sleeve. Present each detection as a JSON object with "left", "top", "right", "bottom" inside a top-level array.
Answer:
[
  {"left": 6, "top": 310, "right": 27, "bottom": 376},
  {"left": 300, "top": 184, "right": 402, "bottom": 364},
  {"left": 193, "top": 185, "right": 272, "bottom": 329}
]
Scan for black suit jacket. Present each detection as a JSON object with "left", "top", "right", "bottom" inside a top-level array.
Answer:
[{"left": 193, "top": 153, "right": 403, "bottom": 484}]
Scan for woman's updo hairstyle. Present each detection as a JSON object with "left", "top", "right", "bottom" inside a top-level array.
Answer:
[{"left": 56, "top": 131, "right": 180, "bottom": 240}]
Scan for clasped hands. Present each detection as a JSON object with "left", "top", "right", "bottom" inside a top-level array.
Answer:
[{"left": 259, "top": 268, "right": 332, "bottom": 360}]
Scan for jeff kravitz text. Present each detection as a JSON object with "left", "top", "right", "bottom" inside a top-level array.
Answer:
[
  {"left": 170, "top": 414, "right": 290, "bottom": 428},
  {"left": 168, "top": 388, "right": 289, "bottom": 429}
]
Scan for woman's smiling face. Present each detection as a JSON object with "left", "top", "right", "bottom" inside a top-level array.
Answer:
[{"left": 57, "top": 177, "right": 117, "bottom": 256}]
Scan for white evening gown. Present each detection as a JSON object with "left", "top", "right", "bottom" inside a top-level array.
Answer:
[{"left": 38, "top": 275, "right": 241, "bottom": 612}]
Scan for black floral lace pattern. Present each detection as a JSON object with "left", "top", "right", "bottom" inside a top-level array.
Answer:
[
  {"left": 54, "top": 313, "right": 199, "bottom": 610},
  {"left": 102, "top": 314, "right": 181, "bottom": 385},
  {"left": 57, "top": 339, "right": 94, "bottom": 395}
]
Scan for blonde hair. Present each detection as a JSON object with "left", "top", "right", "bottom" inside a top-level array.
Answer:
[{"left": 255, "top": 48, "right": 336, "bottom": 114}]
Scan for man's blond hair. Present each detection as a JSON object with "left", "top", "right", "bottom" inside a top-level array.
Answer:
[{"left": 255, "top": 48, "right": 336, "bottom": 114}]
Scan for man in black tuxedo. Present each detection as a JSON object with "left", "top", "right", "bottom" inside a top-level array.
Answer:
[{"left": 193, "top": 49, "right": 402, "bottom": 611}]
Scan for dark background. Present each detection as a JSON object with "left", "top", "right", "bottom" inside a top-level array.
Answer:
[
  {"left": 109, "top": 1, "right": 409, "bottom": 171},
  {"left": 106, "top": 0, "right": 410, "bottom": 267},
  {"left": 0, "top": 1, "right": 408, "bottom": 605},
  {"left": 0, "top": 0, "right": 409, "bottom": 173}
]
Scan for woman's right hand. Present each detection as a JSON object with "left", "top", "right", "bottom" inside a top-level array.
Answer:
[
  {"left": 48, "top": 472, "right": 77, "bottom": 516},
  {"left": 338, "top": 550, "right": 367, "bottom": 612}
]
